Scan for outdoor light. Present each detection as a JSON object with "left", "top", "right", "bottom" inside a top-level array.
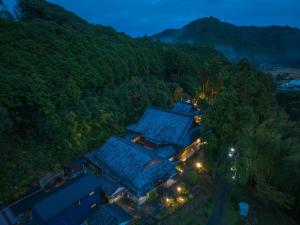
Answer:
[
  {"left": 230, "top": 147, "right": 235, "bottom": 153},
  {"left": 177, "top": 186, "right": 182, "bottom": 193},
  {"left": 196, "top": 162, "right": 203, "bottom": 169},
  {"left": 165, "top": 197, "right": 170, "bottom": 204},
  {"left": 230, "top": 167, "right": 236, "bottom": 171},
  {"left": 228, "top": 152, "right": 233, "bottom": 158},
  {"left": 177, "top": 196, "right": 185, "bottom": 204},
  {"left": 232, "top": 175, "right": 236, "bottom": 180}
]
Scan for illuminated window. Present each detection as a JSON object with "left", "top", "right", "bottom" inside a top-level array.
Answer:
[
  {"left": 89, "top": 191, "right": 95, "bottom": 196},
  {"left": 90, "top": 203, "right": 97, "bottom": 209},
  {"left": 194, "top": 116, "right": 201, "bottom": 124}
]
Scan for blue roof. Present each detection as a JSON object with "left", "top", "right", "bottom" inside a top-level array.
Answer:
[
  {"left": 127, "top": 106, "right": 195, "bottom": 147},
  {"left": 33, "top": 175, "right": 102, "bottom": 221},
  {"left": 122, "top": 133, "right": 139, "bottom": 141},
  {"left": 0, "top": 211, "right": 9, "bottom": 225},
  {"left": 87, "top": 204, "right": 132, "bottom": 225},
  {"left": 64, "top": 159, "right": 86, "bottom": 169},
  {"left": 85, "top": 137, "right": 177, "bottom": 197},
  {"left": 155, "top": 145, "right": 177, "bottom": 159},
  {"left": 172, "top": 102, "right": 200, "bottom": 116},
  {"left": 97, "top": 176, "right": 119, "bottom": 196},
  {"left": 288, "top": 80, "right": 300, "bottom": 86}
]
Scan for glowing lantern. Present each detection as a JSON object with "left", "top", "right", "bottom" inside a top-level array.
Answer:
[
  {"left": 196, "top": 162, "right": 203, "bottom": 169},
  {"left": 177, "top": 196, "right": 185, "bottom": 204},
  {"left": 177, "top": 186, "right": 182, "bottom": 193}
]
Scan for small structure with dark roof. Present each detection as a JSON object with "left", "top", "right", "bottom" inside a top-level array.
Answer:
[
  {"left": 64, "top": 159, "right": 87, "bottom": 178},
  {"left": 85, "top": 204, "right": 132, "bottom": 225},
  {"left": 172, "top": 101, "right": 201, "bottom": 116},
  {"left": 85, "top": 136, "right": 178, "bottom": 204},
  {"left": 32, "top": 174, "right": 103, "bottom": 225}
]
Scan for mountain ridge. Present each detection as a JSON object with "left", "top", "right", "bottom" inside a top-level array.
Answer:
[{"left": 152, "top": 17, "right": 300, "bottom": 67}]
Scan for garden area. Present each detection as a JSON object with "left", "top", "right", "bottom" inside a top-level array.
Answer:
[{"left": 153, "top": 154, "right": 215, "bottom": 225}]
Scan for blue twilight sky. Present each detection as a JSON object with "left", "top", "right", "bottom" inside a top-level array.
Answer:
[{"left": 3, "top": 0, "right": 300, "bottom": 37}]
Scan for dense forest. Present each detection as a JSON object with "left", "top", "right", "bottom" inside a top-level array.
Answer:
[
  {"left": 0, "top": 0, "right": 229, "bottom": 205},
  {"left": 1, "top": 0, "right": 300, "bottom": 223},
  {"left": 203, "top": 61, "right": 300, "bottom": 220},
  {"left": 152, "top": 17, "right": 300, "bottom": 67}
]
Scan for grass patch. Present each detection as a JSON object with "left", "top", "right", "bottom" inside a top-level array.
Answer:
[
  {"left": 230, "top": 186, "right": 299, "bottom": 225},
  {"left": 225, "top": 202, "right": 244, "bottom": 225}
]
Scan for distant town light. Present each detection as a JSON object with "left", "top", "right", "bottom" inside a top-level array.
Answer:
[
  {"left": 232, "top": 175, "right": 236, "bottom": 180},
  {"left": 228, "top": 152, "right": 233, "bottom": 158},
  {"left": 230, "top": 148, "right": 235, "bottom": 153}
]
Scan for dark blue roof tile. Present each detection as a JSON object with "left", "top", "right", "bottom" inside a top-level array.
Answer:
[
  {"left": 33, "top": 175, "right": 102, "bottom": 221},
  {"left": 87, "top": 204, "right": 132, "bottom": 225},
  {"left": 85, "top": 137, "right": 177, "bottom": 197},
  {"left": 127, "top": 106, "right": 194, "bottom": 147}
]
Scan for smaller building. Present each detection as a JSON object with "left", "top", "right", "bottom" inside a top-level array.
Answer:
[
  {"left": 32, "top": 174, "right": 102, "bottom": 225},
  {"left": 85, "top": 204, "right": 132, "bottom": 225},
  {"left": 278, "top": 80, "right": 300, "bottom": 92},
  {"left": 64, "top": 159, "right": 87, "bottom": 178}
]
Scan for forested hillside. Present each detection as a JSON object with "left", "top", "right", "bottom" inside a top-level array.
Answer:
[
  {"left": 203, "top": 61, "right": 300, "bottom": 221},
  {"left": 1, "top": 1, "right": 299, "bottom": 222},
  {"left": 0, "top": 0, "right": 230, "bottom": 205},
  {"left": 152, "top": 17, "right": 300, "bottom": 67}
]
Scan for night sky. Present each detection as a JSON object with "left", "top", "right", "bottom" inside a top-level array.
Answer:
[{"left": 4, "top": 0, "right": 300, "bottom": 37}]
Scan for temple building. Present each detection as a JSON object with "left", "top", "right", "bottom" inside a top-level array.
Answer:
[
  {"left": 127, "top": 102, "right": 204, "bottom": 162},
  {"left": 85, "top": 136, "right": 178, "bottom": 204}
]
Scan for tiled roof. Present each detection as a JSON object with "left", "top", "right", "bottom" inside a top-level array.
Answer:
[
  {"left": 127, "top": 106, "right": 195, "bottom": 147},
  {"left": 87, "top": 204, "right": 132, "bottom": 225},
  {"left": 85, "top": 137, "right": 177, "bottom": 197},
  {"left": 155, "top": 145, "right": 177, "bottom": 159},
  {"left": 97, "top": 176, "right": 120, "bottom": 197},
  {"left": 33, "top": 175, "right": 102, "bottom": 221},
  {"left": 172, "top": 102, "right": 200, "bottom": 116}
]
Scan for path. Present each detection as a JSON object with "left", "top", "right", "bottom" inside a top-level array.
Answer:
[{"left": 207, "top": 180, "right": 232, "bottom": 225}]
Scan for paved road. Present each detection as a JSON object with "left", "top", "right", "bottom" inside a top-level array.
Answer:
[{"left": 207, "top": 180, "right": 232, "bottom": 225}]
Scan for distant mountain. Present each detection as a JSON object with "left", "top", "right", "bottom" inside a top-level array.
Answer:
[{"left": 152, "top": 17, "right": 300, "bottom": 67}]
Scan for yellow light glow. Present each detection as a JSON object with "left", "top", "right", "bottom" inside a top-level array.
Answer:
[
  {"left": 196, "top": 162, "right": 203, "bottom": 169},
  {"left": 177, "top": 186, "right": 182, "bottom": 193},
  {"left": 177, "top": 196, "right": 185, "bottom": 204}
]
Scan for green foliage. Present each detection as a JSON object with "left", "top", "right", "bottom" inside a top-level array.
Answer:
[
  {"left": 203, "top": 59, "right": 300, "bottom": 218},
  {"left": 184, "top": 171, "right": 199, "bottom": 187},
  {"left": 0, "top": 0, "right": 229, "bottom": 204},
  {"left": 147, "top": 190, "right": 158, "bottom": 203}
]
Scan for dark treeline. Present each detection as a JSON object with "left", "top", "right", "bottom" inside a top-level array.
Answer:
[{"left": 0, "top": 0, "right": 230, "bottom": 204}]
